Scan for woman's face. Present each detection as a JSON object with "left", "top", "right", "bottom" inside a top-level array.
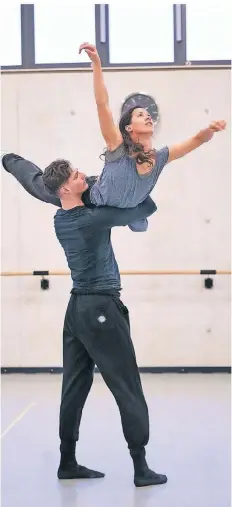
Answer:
[{"left": 127, "top": 108, "right": 154, "bottom": 136}]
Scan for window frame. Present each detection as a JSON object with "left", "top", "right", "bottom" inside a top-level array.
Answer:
[
  {"left": 107, "top": 4, "right": 180, "bottom": 67},
  {"left": 185, "top": 3, "right": 231, "bottom": 66},
  {"left": 0, "top": 3, "right": 23, "bottom": 69},
  {"left": 1, "top": 4, "right": 230, "bottom": 71}
]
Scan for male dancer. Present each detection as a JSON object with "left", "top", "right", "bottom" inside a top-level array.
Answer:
[{"left": 2, "top": 153, "right": 167, "bottom": 487}]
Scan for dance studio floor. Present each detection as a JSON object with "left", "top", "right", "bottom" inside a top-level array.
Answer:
[{"left": 1, "top": 373, "right": 231, "bottom": 507}]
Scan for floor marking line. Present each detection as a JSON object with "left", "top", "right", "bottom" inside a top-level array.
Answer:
[{"left": 1, "top": 402, "right": 36, "bottom": 439}]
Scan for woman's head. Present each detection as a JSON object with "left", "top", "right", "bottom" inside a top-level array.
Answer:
[
  {"left": 119, "top": 106, "right": 155, "bottom": 166},
  {"left": 43, "top": 159, "right": 88, "bottom": 199},
  {"left": 119, "top": 106, "right": 154, "bottom": 140}
]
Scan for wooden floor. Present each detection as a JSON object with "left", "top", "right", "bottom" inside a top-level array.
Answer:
[{"left": 1, "top": 373, "right": 231, "bottom": 507}]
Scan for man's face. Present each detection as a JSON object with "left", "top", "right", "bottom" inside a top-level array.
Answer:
[{"left": 61, "top": 168, "right": 89, "bottom": 197}]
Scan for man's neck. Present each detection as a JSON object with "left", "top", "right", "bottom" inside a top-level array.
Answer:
[{"left": 61, "top": 196, "right": 84, "bottom": 210}]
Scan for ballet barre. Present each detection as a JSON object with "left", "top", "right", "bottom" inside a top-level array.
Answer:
[
  {"left": 0, "top": 269, "right": 231, "bottom": 291},
  {"left": 0, "top": 270, "right": 231, "bottom": 276}
]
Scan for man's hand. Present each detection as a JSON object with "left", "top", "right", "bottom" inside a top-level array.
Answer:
[
  {"left": 196, "top": 120, "right": 226, "bottom": 143},
  {"left": 79, "top": 43, "right": 101, "bottom": 65}
]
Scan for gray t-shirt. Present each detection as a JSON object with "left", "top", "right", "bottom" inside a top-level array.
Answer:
[{"left": 90, "top": 144, "right": 169, "bottom": 208}]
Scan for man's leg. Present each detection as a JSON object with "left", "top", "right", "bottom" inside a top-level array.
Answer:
[
  {"left": 76, "top": 294, "right": 167, "bottom": 487},
  {"left": 58, "top": 295, "right": 104, "bottom": 480}
]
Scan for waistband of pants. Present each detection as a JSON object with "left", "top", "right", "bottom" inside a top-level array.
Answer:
[{"left": 71, "top": 288, "right": 121, "bottom": 297}]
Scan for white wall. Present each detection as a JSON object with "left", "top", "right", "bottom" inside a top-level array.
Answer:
[{"left": 1, "top": 68, "right": 231, "bottom": 367}]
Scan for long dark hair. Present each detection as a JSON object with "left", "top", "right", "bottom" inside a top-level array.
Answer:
[
  {"left": 101, "top": 106, "right": 155, "bottom": 166},
  {"left": 119, "top": 106, "right": 155, "bottom": 166}
]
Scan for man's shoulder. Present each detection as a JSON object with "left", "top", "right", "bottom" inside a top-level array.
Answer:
[
  {"left": 55, "top": 205, "right": 112, "bottom": 227},
  {"left": 55, "top": 206, "right": 91, "bottom": 217}
]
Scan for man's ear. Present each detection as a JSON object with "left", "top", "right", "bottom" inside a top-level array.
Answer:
[{"left": 59, "top": 185, "right": 69, "bottom": 197}]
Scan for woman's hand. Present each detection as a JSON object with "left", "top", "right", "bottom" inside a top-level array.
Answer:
[
  {"left": 168, "top": 120, "right": 227, "bottom": 163},
  {"left": 79, "top": 43, "right": 101, "bottom": 65},
  {"left": 196, "top": 120, "right": 226, "bottom": 143}
]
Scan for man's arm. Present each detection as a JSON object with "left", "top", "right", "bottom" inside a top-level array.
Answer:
[
  {"left": 167, "top": 120, "right": 226, "bottom": 163},
  {"left": 2, "top": 153, "right": 61, "bottom": 206},
  {"left": 2, "top": 153, "right": 97, "bottom": 208},
  {"left": 90, "top": 197, "right": 157, "bottom": 229}
]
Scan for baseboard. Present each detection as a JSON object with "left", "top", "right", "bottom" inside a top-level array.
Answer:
[{"left": 1, "top": 366, "right": 231, "bottom": 374}]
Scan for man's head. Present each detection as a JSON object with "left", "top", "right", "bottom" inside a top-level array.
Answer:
[{"left": 42, "top": 159, "right": 88, "bottom": 199}]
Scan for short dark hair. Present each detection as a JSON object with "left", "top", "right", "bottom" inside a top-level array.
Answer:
[{"left": 42, "top": 159, "right": 72, "bottom": 194}]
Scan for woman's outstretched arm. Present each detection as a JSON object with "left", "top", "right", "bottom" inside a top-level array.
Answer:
[{"left": 79, "top": 43, "right": 122, "bottom": 151}]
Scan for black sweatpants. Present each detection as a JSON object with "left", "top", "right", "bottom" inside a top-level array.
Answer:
[{"left": 59, "top": 293, "right": 149, "bottom": 457}]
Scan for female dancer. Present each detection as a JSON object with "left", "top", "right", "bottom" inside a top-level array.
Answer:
[{"left": 79, "top": 42, "right": 226, "bottom": 232}]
